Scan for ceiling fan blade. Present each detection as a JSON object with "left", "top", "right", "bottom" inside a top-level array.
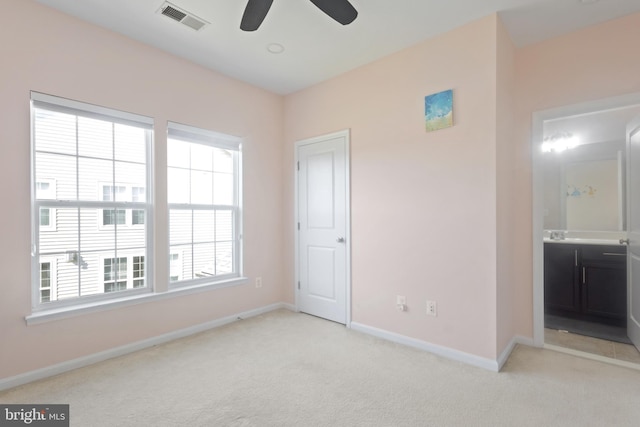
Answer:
[
  {"left": 309, "top": 0, "right": 358, "bottom": 25},
  {"left": 241, "top": 0, "right": 273, "bottom": 31}
]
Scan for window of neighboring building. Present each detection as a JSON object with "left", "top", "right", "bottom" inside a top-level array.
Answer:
[
  {"left": 133, "top": 255, "right": 145, "bottom": 288},
  {"left": 31, "top": 92, "right": 152, "bottom": 310},
  {"left": 102, "top": 185, "right": 126, "bottom": 226},
  {"left": 169, "top": 252, "right": 182, "bottom": 282},
  {"left": 167, "top": 122, "right": 242, "bottom": 288},
  {"left": 40, "top": 261, "right": 52, "bottom": 303},
  {"left": 36, "top": 179, "right": 56, "bottom": 231},
  {"left": 104, "top": 257, "right": 127, "bottom": 293},
  {"left": 132, "top": 187, "right": 145, "bottom": 225}
]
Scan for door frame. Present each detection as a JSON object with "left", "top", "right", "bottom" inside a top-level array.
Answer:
[
  {"left": 294, "top": 129, "right": 352, "bottom": 327},
  {"left": 532, "top": 92, "right": 640, "bottom": 347}
]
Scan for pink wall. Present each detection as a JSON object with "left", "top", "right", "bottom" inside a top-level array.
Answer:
[
  {"left": 512, "top": 11, "right": 640, "bottom": 338},
  {"left": 495, "top": 17, "right": 517, "bottom": 353},
  {"left": 284, "top": 15, "right": 505, "bottom": 359},
  {"left": 0, "top": 1, "right": 284, "bottom": 379}
]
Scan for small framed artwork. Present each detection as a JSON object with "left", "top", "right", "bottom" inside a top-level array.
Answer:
[{"left": 425, "top": 89, "right": 453, "bottom": 132}]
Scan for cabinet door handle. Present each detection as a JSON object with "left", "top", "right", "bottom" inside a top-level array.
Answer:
[
  {"left": 575, "top": 250, "right": 578, "bottom": 267},
  {"left": 602, "top": 252, "right": 626, "bottom": 256},
  {"left": 582, "top": 267, "right": 586, "bottom": 284}
]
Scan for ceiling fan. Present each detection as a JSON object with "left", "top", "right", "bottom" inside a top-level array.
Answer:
[{"left": 240, "top": 0, "right": 358, "bottom": 32}]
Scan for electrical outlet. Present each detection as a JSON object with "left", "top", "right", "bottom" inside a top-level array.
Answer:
[
  {"left": 396, "top": 295, "right": 407, "bottom": 312},
  {"left": 426, "top": 300, "right": 437, "bottom": 316},
  {"left": 255, "top": 277, "right": 262, "bottom": 288}
]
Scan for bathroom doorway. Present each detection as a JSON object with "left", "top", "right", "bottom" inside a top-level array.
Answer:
[{"left": 532, "top": 93, "right": 640, "bottom": 366}]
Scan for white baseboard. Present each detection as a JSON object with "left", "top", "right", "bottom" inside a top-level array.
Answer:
[
  {"left": 0, "top": 302, "right": 293, "bottom": 392},
  {"left": 350, "top": 322, "right": 502, "bottom": 372},
  {"left": 497, "top": 335, "right": 534, "bottom": 371}
]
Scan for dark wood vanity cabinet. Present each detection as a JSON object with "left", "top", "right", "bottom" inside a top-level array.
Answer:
[
  {"left": 544, "top": 243, "right": 580, "bottom": 313},
  {"left": 544, "top": 243, "right": 627, "bottom": 325}
]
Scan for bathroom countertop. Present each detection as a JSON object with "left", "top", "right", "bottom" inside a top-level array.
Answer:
[
  {"left": 543, "top": 237, "right": 624, "bottom": 246},
  {"left": 543, "top": 230, "right": 627, "bottom": 246}
]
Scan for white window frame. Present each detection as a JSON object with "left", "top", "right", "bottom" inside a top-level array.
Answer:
[
  {"left": 167, "top": 121, "right": 243, "bottom": 289},
  {"left": 30, "top": 92, "right": 154, "bottom": 312}
]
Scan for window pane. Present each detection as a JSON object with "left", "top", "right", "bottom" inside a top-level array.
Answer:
[
  {"left": 213, "top": 148, "right": 233, "bottom": 173},
  {"left": 132, "top": 187, "right": 145, "bottom": 202},
  {"left": 169, "top": 245, "right": 190, "bottom": 281},
  {"left": 213, "top": 173, "right": 233, "bottom": 205},
  {"left": 169, "top": 210, "right": 192, "bottom": 245},
  {"left": 168, "top": 167, "right": 190, "bottom": 204},
  {"left": 193, "top": 211, "right": 215, "bottom": 243},
  {"left": 78, "top": 158, "right": 113, "bottom": 201},
  {"left": 114, "top": 124, "right": 146, "bottom": 164},
  {"left": 80, "top": 208, "right": 114, "bottom": 251},
  {"left": 35, "top": 153, "right": 76, "bottom": 201},
  {"left": 215, "top": 210, "right": 233, "bottom": 241},
  {"left": 115, "top": 162, "right": 145, "bottom": 199},
  {"left": 191, "top": 171, "right": 213, "bottom": 205},
  {"left": 167, "top": 139, "right": 191, "bottom": 168},
  {"left": 191, "top": 143, "right": 213, "bottom": 171},
  {"left": 34, "top": 109, "right": 76, "bottom": 155},
  {"left": 216, "top": 241, "right": 233, "bottom": 275},
  {"left": 193, "top": 243, "right": 215, "bottom": 277},
  {"left": 77, "top": 116, "right": 113, "bottom": 159},
  {"left": 39, "top": 207, "right": 79, "bottom": 254}
]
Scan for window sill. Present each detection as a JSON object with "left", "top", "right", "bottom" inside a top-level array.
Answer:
[{"left": 25, "top": 277, "right": 249, "bottom": 326}]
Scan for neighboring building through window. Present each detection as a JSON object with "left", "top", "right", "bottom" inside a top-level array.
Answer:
[
  {"left": 31, "top": 92, "right": 152, "bottom": 308},
  {"left": 36, "top": 179, "right": 56, "bottom": 231},
  {"left": 167, "top": 122, "right": 242, "bottom": 287},
  {"left": 104, "top": 257, "right": 127, "bottom": 293},
  {"left": 102, "top": 185, "right": 126, "bottom": 226},
  {"left": 132, "top": 187, "right": 145, "bottom": 225},
  {"left": 169, "top": 252, "right": 181, "bottom": 282},
  {"left": 40, "top": 261, "right": 52, "bottom": 303},
  {"left": 133, "top": 255, "right": 145, "bottom": 288}
]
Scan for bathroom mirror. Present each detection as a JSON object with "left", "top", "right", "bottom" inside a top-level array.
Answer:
[{"left": 541, "top": 106, "right": 640, "bottom": 232}]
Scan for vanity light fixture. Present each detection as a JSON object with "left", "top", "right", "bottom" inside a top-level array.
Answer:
[{"left": 542, "top": 132, "right": 579, "bottom": 153}]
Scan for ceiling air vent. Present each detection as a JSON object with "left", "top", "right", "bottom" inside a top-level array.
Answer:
[{"left": 158, "top": 2, "right": 208, "bottom": 31}]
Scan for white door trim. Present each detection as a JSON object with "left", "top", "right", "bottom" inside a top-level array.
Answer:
[
  {"left": 294, "top": 129, "right": 351, "bottom": 327},
  {"left": 532, "top": 92, "right": 640, "bottom": 347}
]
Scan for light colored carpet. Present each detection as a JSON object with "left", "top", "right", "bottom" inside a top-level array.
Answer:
[{"left": 2, "top": 309, "right": 640, "bottom": 426}]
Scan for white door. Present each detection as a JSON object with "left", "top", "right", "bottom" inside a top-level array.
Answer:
[
  {"left": 627, "top": 115, "right": 640, "bottom": 351},
  {"left": 296, "top": 130, "right": 350, "bottom": 324}
]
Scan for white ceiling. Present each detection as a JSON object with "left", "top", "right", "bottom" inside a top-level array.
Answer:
[{"left": 35, "top": 0, "right": 640, "bottom": 95}]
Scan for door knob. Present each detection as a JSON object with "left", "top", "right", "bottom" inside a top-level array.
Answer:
[
  {"left": 620, "top": 238, "right": 630, "bottom": 245},
  {"left": 336, "top": 237, "right": 345, "bottom": 243}
]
